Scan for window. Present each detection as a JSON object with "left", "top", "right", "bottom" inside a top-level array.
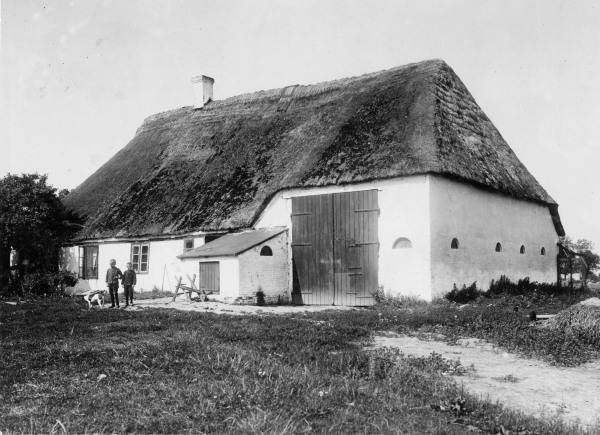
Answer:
[
  {"left": 540, "top": 247, "right": 546, "bottom": 256},
  {"left": 520, "top": 245, "right": 526, "bottom": 254},
  {"left": 451, "top": 238, "right": 459, "bottom": 249},
  {"left": 495, "top": 242, "right": 502, "bottom": 252},
  {"left": 78, "top": 245, "right": 99, "bottom": 279},
  {"left": 393, "top": 237, "right": 412, "bottom": 249},
  {"left": 184, "top": 238, "right": 194, "bottom": 251},
  {"left": 131, "top": 242, "right": 149, "bottom": 273},
  {"left": 260, "top": 246, "right": 273, "bottom": 256}
]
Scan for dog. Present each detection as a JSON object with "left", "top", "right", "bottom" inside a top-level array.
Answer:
[{"left": 82, "top": 289, "right": 107, "bottom": 309}]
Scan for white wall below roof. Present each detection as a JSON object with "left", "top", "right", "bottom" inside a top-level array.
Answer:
[
  {"left": 429, "top": 176, "right": 559, "bottom": 298},
  {"left": 61, "top": 236, "right": 205, "bottom": 294},
  {"left": 180, "top": 256, "right": 239, "bottom": 299},
  {"left": 254, "top": 176, "right": 433, "bottom": 300},
  {"left": 238, "top": 232, "right": 289, "bottom": 301}
]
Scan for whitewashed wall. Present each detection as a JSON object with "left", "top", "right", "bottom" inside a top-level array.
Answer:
[
  {"left": 61, "top": 175, "right": 560, "bottom": 304},
  {"left": 180, "top": 257, "right": 239, "bottom": 299},
  {"left": 429, "top": 176, "right": 559, "bottom": 298},
  {"left": 61, "top": 236, "right": 205, "bottom": 293},
  {"left": 255, "top": 176, "right": 433, "bottom": 300},
  {"left": 238, "top": 232, "right": 289, "bottom": 301}
]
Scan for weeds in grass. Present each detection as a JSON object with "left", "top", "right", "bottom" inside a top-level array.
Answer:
[
  {"left": 1, "top": 299, "right": 594, "bottom": 434},
  {"left": 445, "top": 282, "right": 481, "bottom": 303},
  {"left": 372, "top": 287, "right": 429, "bottom": 308},
  {"left": 444, "top": 275, "right": 587, "bottom": 305},
  {"left": 492, "top": 374, "right": 520, "bottom": 383},
  {"left": 135, "top": 288, "right": 174, "bottom": 300}
]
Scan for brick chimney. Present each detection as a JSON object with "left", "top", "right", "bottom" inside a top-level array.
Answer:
[{"left": 191, "top": 75, "right": 214, "bottom": 109}]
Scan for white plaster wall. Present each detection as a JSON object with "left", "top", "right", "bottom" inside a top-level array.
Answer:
[
  {"left": 181, "top": 257, "right": 239, "bottom": 299},
  {"left": 61, "top": 236, "right": 205, "bottom": 293},
  {"left": 429, "top": 176, "right": 559, "bottom": 298},
  {"left": 238, "top": 232, "right": 289, "bottom": 300},
  {"left": 255, "top": 176, "right": 432, "bottom": 300}
]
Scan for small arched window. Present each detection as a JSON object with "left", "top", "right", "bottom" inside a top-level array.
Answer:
[
  {"left": 495, "top": 242, "right": 502, "bottom": 252},
  {"left": 540, "top": 247, "right": 546, "bottom": 256},
  {"left": 260, "top": 246, "right": 273, "bottom": 256},
  {"left": 393, "top": 237, "right": 412, "bottom": 249},
  {"left": 451, "top": 238, "right": 459, "bottom": 249},
  {"left": 520, "top": 245, "right": 526, "bottom": 254}
]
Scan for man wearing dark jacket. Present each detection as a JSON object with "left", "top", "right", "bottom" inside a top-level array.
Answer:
[
  {"left": 105, "top": 259, "right": 123, "bottom": 308},
  {"left": 122, "top": 262, "right": 137, "bottom": 307}
]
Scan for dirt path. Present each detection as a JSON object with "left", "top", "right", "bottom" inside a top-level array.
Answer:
[
  {"left": 371, "top": 333, "right": 600, "bottom": 427},
  {"left": 131, "top": 297, "right": 357, "bottom": 315}
]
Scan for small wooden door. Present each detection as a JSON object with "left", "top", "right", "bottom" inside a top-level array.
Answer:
[{"left": 199, "top": 262, "right": 220, "bottom": 293}]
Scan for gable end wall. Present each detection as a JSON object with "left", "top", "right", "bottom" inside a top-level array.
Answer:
[
  {"left": 428, "top": 176, "right": 558, "bottom": 298},
  {"left": 238, "top": 232, "right": 289, "bottom": 302}
]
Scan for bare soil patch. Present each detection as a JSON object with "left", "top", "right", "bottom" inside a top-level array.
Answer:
[
  {"left": 370, "top": 332, "right": 600, "bottom": 427},
  {"left": 130, "top": 297, "right": 357, "bottom": 315}
]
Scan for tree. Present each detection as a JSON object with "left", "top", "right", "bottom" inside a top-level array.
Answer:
[
  {"left": 558, "top": 236, "right": 600, "bottom": 288},
  {"left": 58, "top": 188, "right": 71, "bottom": 200},
  {"left": 0, "top": 174, "right": 79, "bottom": 292},
  {"left": 573, "top": 239, "right": 600, "bottom": 288}
]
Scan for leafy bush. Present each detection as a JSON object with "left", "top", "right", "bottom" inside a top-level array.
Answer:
[
  {"left": 57, "top": 270, "right": 78, "bottom": 288},
  {"left": 256, "top": 289, "right": 265, "bottom": 306},
  {"left": 445, "top": 282, "right": 482, "bottom": 303},
  {"left": 487, "top": 275, "right": 563, "bottom": 296},
  {"left": 20, "top": 270, "right": 78, "bottom": 295}
]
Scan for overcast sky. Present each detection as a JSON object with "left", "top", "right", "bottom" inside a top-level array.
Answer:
[{"left": 1, "top": 0, "right": 599, "bottom": 246}]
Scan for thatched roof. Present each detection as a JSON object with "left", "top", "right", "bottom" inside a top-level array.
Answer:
[{"left": 64, "top": 59, "right": 564, "bottom": 240}]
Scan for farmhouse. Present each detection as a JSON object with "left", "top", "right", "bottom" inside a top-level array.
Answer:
[{"left": 61, "top": 59, "right": 564, "bottom": 304}]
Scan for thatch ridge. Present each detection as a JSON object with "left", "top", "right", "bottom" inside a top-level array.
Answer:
[{"left": 64, "top": 59, "right": 564, "bottom": 240}]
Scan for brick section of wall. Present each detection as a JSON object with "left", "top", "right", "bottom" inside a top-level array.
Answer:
[{"left": 238, "top": 231, "right": 289, "bottom": 302}]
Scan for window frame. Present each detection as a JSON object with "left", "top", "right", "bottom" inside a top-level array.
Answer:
[
  {"left": 393, "top": 237, "right": 412, "bottom": 249},
  {"left": 131, "top": 242, "right": 150, "bottom": 274},
  {"left": 260, "top": 245, "right": 273, "bottom": 256},
  {"left": 183, "top": 238, "right": 194, "bottom": 251},
  {"left": 78, "top": 245, "right": 99, "bottom": 279}
]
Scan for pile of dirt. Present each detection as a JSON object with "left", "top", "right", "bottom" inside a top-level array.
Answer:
[{"left": 547, "top": 297, "right": 600, "bottom": 345}]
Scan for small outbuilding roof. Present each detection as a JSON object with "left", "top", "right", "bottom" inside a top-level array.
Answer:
[{"left": 178, "top": 228, "right": 286, "bottom": 259}]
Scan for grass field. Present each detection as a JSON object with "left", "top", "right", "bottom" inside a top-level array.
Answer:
[{"left": 0, "top": 296, "right": 597, "bottom": 434}]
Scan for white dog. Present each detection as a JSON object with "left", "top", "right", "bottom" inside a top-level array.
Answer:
[{"left": 82, "top": 289, "right": 107, "bottom": 309}]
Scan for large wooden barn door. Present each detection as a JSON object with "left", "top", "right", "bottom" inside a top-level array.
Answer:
[
  {"left": 291, "top": 195, "right": 335, "bottom": 305},
  {"left": 332, "top": 190, "right": 379, "bottom": 306},
  {"left": 291, "top": 190, "right": 378, "bottom": 306}
]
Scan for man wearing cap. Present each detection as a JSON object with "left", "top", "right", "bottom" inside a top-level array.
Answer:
[{"left": 105, "top": 259, "right": 123, "bottom": 308}]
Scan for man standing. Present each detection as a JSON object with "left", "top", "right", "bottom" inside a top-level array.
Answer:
[
  {"left": 105, "top": 259, "right": 123, "bottom": 308},
  {"left": 122, "top": 262, "right": 137, "bottom": 307}
]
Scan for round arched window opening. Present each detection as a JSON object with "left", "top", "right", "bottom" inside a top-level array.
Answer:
[
  {"left": 520, "top": 245, "right": 526, "bottom": 254},
  {"left": 260, "top": 246, "right": 273, "bottom": 256},
  {"left": 451, "top": 238, "right": 459, "bottom": 249},
  {"left": 495, "top": 242, "right": 502, "bottom": 252},
  {"left": 540, "top": 247, "right": 546, "bottom": 256},
  {"left": 393, "top": 237, "right": 412, "bottom": 249}
]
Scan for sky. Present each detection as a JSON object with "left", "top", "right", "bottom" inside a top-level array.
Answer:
[{"left": 1, "top": 0, "right": 599, "bottom": 246}]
